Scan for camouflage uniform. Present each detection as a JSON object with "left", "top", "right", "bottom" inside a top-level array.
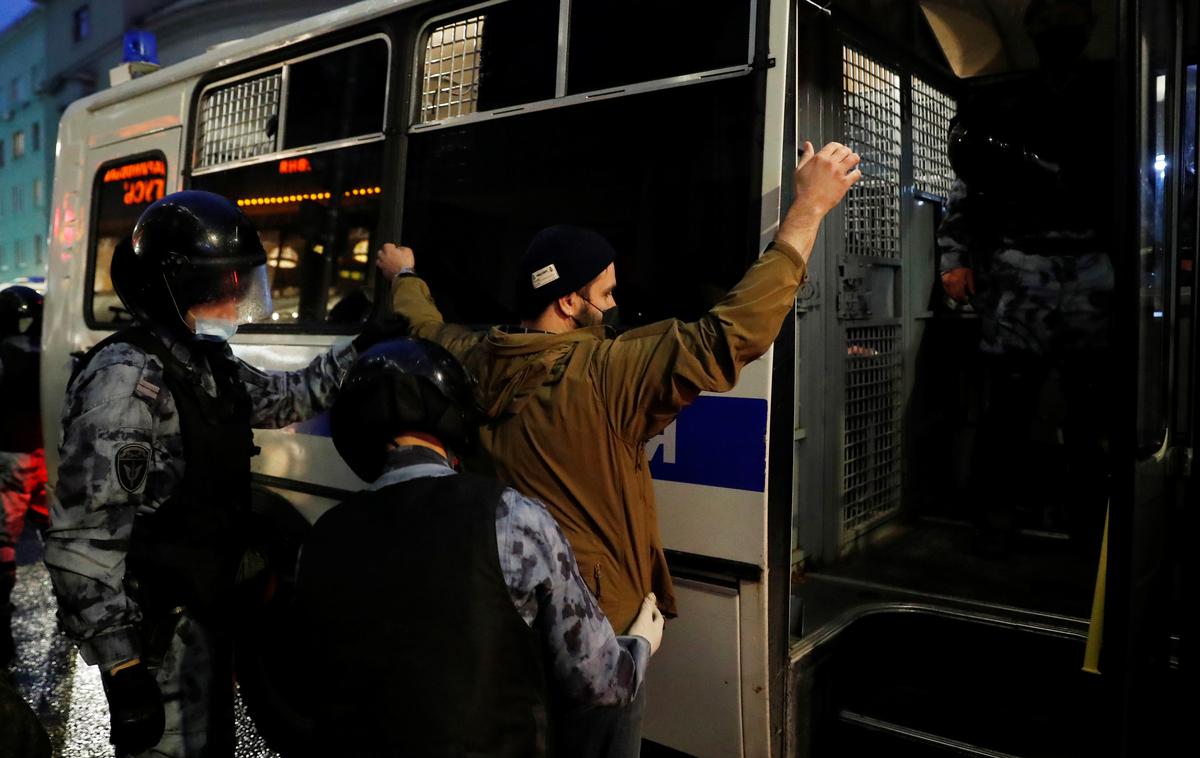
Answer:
[
  {"left": 1, "top": 331, "right": 47, "bottom": 667},
  {"left": 363, "top": 445, "right": 650, "bottom": 705},
  {"left": 936, "top": 64, "right": 1115, "bottom": 547},
  {"left": 1, "top": 450, "right": 46, "bottom": 603},
  {"left": 938, "top": 180, "right": 1115, "bottom": 357},
  {"left": 44, "top": 328, "right": 355, "bottom": 757}
]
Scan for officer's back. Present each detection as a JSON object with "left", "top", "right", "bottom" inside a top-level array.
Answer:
[{"left": 294, "top": 338, "right": 660, "bottom": 757}]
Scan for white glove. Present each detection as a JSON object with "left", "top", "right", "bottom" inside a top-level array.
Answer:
[{"left": 627, "top": 593, "right": 664, "bottom": 655}]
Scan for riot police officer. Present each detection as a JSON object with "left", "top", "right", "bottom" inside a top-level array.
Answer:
[
  {"left": 0, "top": 285, "right": 48, "bottom": 669},
  {"left": 296, "top": 337, "right": 661, "bottom": 757},
  {"left": 937, "top": 0, "right": 1114, "bottom": 554},
  {"left": 44, "top": 191, "right": 387, "bottom": 757}
]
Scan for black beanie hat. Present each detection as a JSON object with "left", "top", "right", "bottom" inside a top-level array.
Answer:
[{"left": 516, "top": 225, "right": 616, "bottom": 319}]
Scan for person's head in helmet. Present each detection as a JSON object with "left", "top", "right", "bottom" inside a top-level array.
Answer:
[
  {"left": 0, "top": 286, "right": 43, "bottom": 339},
  {"left": 330, "top": 337, "right": 481, "bottom": 482},
  {"left": 111, "top": 190, "right": 271, "bottom": 342}
]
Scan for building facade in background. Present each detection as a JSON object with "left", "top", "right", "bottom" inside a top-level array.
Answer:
[
  {"left": 0, "top": 5, "right": 54, "bottom": 282},
  {"left": 0, "top": 0, "right": 350, "bottom": 283}
]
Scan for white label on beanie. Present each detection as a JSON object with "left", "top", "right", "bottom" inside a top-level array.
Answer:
[{"left": 531, "top": 263, "right": 560, "bottom": 289}]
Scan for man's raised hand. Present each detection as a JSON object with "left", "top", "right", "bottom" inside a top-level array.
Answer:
[
  {"left": 376, "top": 243, "right": 415, "bottom": 279},
  {"left": 789, "top": 140, "right": 862, "bottom": 223}
]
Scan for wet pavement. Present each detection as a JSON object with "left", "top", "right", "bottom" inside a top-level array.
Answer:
[{"left": 7, "top": 526, "right": 278, "bottom": 757}]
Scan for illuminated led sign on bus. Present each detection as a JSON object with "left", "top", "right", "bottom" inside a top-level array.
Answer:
[
  {"left": 279, "top": 158, "right": 313, "bottom": 174},
  {"left": 103, "top": 159, "right": 166, "bottom": 206}
]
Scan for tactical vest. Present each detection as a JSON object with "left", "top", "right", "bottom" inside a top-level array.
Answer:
[
  {"left": 0, "top": 339, "right": 42, "bottom": 452},
  {"left": 298, "top": 471, "right": 551, "bottom": 758},
  {"left": 72, "top": 327, "right": 254, "bottom": 622}
]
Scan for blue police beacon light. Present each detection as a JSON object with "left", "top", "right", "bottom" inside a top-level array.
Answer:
[{"left": 122, "top": 30, "right": 159, "bottom": 65}]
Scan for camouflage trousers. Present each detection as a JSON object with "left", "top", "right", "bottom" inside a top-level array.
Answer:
[
  {"left": 973, "top": 249, "right": 1114, "bottom": 356},
  {"left": 1, "top": 450, "right": 47, "bottom": 593},
  {"left": 130, "top": 614, "right": 233, "bottom": 758}
]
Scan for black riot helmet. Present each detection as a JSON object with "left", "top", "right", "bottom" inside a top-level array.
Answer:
[
  {"left": 0, "top": 286, "right": 43, "bottom": 338},
  {"left": 111, "top": 190, "right": 271, "bottom": 341},
  {"left": 331, "top": 338, "right": 482, "bottom": 482}
]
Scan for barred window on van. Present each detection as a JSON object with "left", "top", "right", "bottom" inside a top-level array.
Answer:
[
  {"left": 195, "top": 38, "right": 389, "bottom": 170},
  {"left": 418, "top": 0, "right": 558, "bottom": 124},
  {"left": 195, "top": 71, "right": 283, "bottom": 168},
  {"left": 421, "top": 16, "right": 485, "bottom": 121},
  {"left": 86, "top": 154, "right": 167, "bottom": 326}
]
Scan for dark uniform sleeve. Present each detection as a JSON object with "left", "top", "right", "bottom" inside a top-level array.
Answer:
[
  {"left": 44, "top": 345, "right": 165, "bottom": 669},
  {"left": 238, "top": 342, "right": 358, "bottom": 428},
  {"left": 495, "top": 488, "right": 649, "bottom": 706}
]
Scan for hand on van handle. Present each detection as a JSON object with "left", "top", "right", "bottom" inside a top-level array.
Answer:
[
  {"left": 627, "top": 593, "right": 664, "bottom": 655},
  {"left": 774, "top": 141, "right": 862, "bottom": 264},
  {"left": 376, "top": 243, "right": 415, "bottom": 280},
  {"left": 790, "top": 141, "right": 862, "bottom": 222}
]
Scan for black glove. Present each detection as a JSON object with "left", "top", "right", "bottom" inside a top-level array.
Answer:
[
  {"left": 101, "top": 662, "right": 165, "bottom": 755},
  {"left": 352, "top": 314, "right": 410, "bottom": 352}
]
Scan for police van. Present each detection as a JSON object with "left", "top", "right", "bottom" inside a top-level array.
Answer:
[{"left": 41, "top": 0, "right": 1192, "bottom": 755}]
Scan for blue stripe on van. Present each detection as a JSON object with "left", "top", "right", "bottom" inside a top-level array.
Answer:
[
  {"left": 647, "top": 396, "right": 768, "bottom": 493},
  {"left": 288, "top": 395, "right": 770, "bottom": 493}
]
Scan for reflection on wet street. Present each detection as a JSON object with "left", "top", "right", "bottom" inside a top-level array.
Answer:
[{"left": 7, "top": 528, "right": 278, "bottom": 757}]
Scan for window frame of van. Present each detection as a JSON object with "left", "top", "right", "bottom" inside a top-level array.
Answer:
[
  {"left": 183, "top": 32, "right": 394, "bottom": 335},
  {"left": 189, "top": 33, "right": 392, "bottom": 178},
  {"left": 408, "top": 0, "right": 759, "bottom": 135},
  {"left": 83, "top": 149, "right": 169, "bottom": 331}
]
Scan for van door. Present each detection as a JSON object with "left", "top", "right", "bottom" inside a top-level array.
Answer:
[
  {"left": 1110, "top": 0, "right": 1192, "bottom": 751},
  {"left": 42, "top": 125, "right": 182, "bottom": 493}
]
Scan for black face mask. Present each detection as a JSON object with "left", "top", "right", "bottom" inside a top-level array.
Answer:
[{"left": 573, "top": 294, "right": 620, "bottom": 329}]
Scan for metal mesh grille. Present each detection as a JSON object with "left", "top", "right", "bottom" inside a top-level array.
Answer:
[
  {"left": 421, "top": 16, "right": 485, "bottom": 122},
  {"left": 842, "top": 47, "right": 901, "bottom": 259},
  {"left": 911, "top": 77, "right": 957, "bottom": 198},
  {"left": 842, "top": 325, "right": 902, "bottom": 538},
  {"left": 196, "top": 72, "right": 281, "bottom": 168}
]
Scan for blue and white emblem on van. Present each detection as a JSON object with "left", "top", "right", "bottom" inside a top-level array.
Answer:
[{"left": 646, "top": 396, "right": 768, "bottom": 492}]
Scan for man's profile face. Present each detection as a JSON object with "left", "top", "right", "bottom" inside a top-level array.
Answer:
[{"left": 572, "top": 263, "right": 617, "bottom": 326}]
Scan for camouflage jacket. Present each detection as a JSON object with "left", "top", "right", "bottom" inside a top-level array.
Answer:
[
  {"left": 359, "top": 446, "right": 650, "bottom": 706},
  {"left": 44, "top": 328, "right": 356, "bottom": 669}
]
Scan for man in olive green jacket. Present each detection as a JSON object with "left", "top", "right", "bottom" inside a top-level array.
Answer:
[
  {"left": 380, "top": 141, "right": 857, "bottom": 753},
  {"left": 379, "top": 142, "right": 858, "bottom": 635}
]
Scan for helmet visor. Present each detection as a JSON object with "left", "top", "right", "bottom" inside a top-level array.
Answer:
[{"left": 176, "top": 263, "right": 273, "bottom": 333}]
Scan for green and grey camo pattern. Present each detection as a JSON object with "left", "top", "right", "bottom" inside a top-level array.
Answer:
[
  {"left": 44, "top": 331, "right": 353, "bottom": 757},
  {"left": 938, "top": 179, "right": 1114, "bottom": 356}
]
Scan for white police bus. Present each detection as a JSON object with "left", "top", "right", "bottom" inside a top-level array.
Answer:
[{"left": 40, "top": 0, "right": 1192, "bottom": 755}]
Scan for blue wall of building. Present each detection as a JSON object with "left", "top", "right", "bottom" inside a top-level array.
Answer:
[{"left": 0, "top": 5, "right": 54, "bottom": 283}]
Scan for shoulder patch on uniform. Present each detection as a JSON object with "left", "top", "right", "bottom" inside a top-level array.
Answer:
[
  {"left": 135, "top": 378, "right": 160, "bottom": 402},
  {"left": 115, "top": 443, "right": 151, "bottom": 493}
]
